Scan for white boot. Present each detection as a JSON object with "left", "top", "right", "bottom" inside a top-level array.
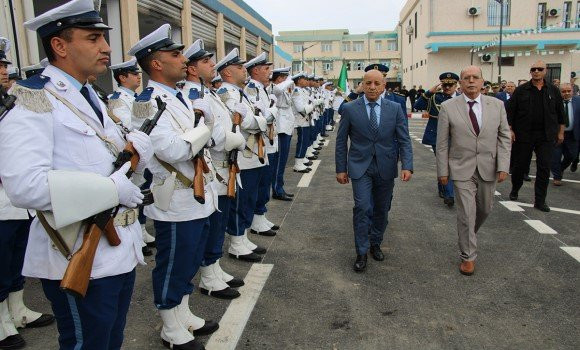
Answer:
[
  {"left": 305, "top": 147, "right": 315, "bottom": 158},
  {"left": 0, "top": 300, "right": 18, "bottom": 342},
  {"left": 293, "top": 158, "right": 309, "bottom": 171},
  {"left": 215, "top": 259, "right": 234, "bottom": 283},
  {"left": 228, "top": 235, "right": 254, "bottom": 256},
  {"left": 242, "top": 232, "right": 258, "bottom": 251},
  {"left": 263, "top": 215, "right": 276, "bottom": 229},
  {"left": 176, "top": 295, "right": 205, "bottom": 333},
  {"left": 317, "top": 134, "right": 323, "bottom": 142},
  {"left": 7, "top": 290, "right": 42, "bottom": 328},
  {"left": 159, "top": 307, "right": 195, "bottom": 347},
  {"left": 250, "top": 214, "right": 270, "bottom": 233},
  {"left": 142, "top": 224, "right": 155, "bottom": 245},
  {"left": 325, "top": 124, "right": 333, "bottom": 131},
  {"left": 199, "top": 264, "right": 229, "bottom": 293}
]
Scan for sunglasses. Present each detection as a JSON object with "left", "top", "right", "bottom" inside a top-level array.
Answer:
[{"left": 530, "top": 67, "right": 545, "bottom": 72}]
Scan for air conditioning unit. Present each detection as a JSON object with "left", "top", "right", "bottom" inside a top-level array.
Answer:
[
  {"left": 405, "top": 25, "right": 414, "bottom": 35},
  {"left": 467, "top": 7, "right": 481, "bottom": 16},
  {"left": 481, "top": 54, "right": 492, "bottom": 63},
  {"left": 547, "top": 8, "right": 560, "bottom": 17}
]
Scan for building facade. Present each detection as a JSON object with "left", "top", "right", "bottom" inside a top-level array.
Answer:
[
  {"left": 276, "top": 29, "right": 401, "bottom": 88},
  {"left": 274, "top": 45, "right": 292, "bottom": 69},
  {"left": 399, "top": 0, "right": 580, "bottom": 88},
  {"left": 0, "top": 0, "right": 273, "bottom": 91}
]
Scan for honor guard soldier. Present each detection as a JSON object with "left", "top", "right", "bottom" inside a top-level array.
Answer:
[
  {"left": 0, "top": 37, "right": 55, "bottom": 350},
  {"left": 129, "top": 25, "right": 219, "bottom": 350},
  {"left": 108, "top": 58, "right": 157, "bottom": 255},
  {"left": 243, "top": 53, "right": 280, "bottom": 236},
  {"left": 269, "top": 66, "right": 295, "bottom": 200},
  {"left": 0, "top": 0, "right": 155, "bottom": 349},
  {"left": 21, "top": 58, "right": 49, "bottom": 79},
  {"left": 210, "top": 74, "right": 222, "bottom": 91},
  {"left": 322, "top": 81, "right": 335, "bottom": 133},
  {"left": 307, "top": 75, "right": 324, "bottom": 158},
  {"left": 181, "top": 39, "right": 245, "bottom": 300},
  {"left": 414, "top": 72, "right": 459, "bottom": 207},
  {"left": 291, "top": 72, "right": 314, "bottom": 173},
  {"left": 216, "top": 48, "right": 268, "bottom": 262}
]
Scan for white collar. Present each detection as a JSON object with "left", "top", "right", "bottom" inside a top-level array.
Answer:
[
  {"left": 463, "top": 93, "right": 481, "bottom": 104},
  {"left": 249, "top": 78, "right": 264, "bottom": 89}
]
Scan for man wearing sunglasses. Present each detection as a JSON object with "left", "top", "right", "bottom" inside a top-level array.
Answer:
[{"left": 506, "top": 61, "right": 566, "bottom": 212}]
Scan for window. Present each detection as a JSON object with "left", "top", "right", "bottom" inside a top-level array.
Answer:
[
  {"left": 353, "top": 61, "right": 364, "bottom": 70},
  {"left": 322, "top": 61, "right": 333, "bottom": 71},
  {"left": 293, "top": 43, "right": 303, "bottom": 53},
  {"left": 346, "top": 62, "right": 351, "bottom": 70},
  {"left": 537, "top": 3, "right": 547, "bottom": 28},
  {"left": 414, "top": 12, "right": 417, "bottom": 38},
  {"left": 498, "top": 56, "right": 514, "bottom": 66},
  {"left": 342, "top": 41, "right": 351, "bottom": 51},
  {"left": 292, "top": 62, "right": 302, "bottom": 72},
  {"left": 353, "top": 41, "right": 364, "bottom": 52},
  {"left": 380, "top": 60, "right": 391, "bottom": 67},
  {"left": 487, "top": 0, "right": 510, "bottom": 26},
  {"left": 563, "top": 1, "right": 572, "bottom": 28},
  {"left": 546, "top": 63, "right": 561, "bottom": 82},
  {"left": 321, "top": 41, "right": 332, "bottom": 52},
  {"left": 408, "top": 19, "right": 412, "bottom": 44},
  {"left": 387, "top": 40, "right": 398, "bottom": 51},
  {"left": 375, "top": 40, "right": 382, "bottom": 51}
]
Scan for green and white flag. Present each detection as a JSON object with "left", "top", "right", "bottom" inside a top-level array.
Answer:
[{"left": 337, "top": 61, "right": 349, "bottom": 94}]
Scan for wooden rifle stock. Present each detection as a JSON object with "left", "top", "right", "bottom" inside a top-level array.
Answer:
[
  {"left": 60, "top": 96, "right": 166, "bottom": 298},
  {"left": 267, "top": 124, "right": 275, "bottom": 145},
  {"left": 226, "top": 92, "right": 243, "bottom": 199},
  {"left": 256, "top": 134, "right": 265, "bottom": 163},
  {"left": 192, "top": 79, "right": 209, "bottom": 204}
]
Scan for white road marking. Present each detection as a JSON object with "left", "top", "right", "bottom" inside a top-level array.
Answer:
[
  {"left": 323, "top": 140, "right": 330, "bottom": 147},
  {"left": 423, "top": 145, "right": 431, "bottom": 148},
  {"left": 297, "top": 160, "right": 321, "bottom": 187},
  {"left": 495, "top": 191, "right": 501, "bottom": 196},
  {"left": 527, "top": 175, "right": 580, "bottom": 184},
  {"left": 499, "top": 201, "right": 525, "bottom": 212},
  {"left": 205, "top": 264, "right": 274, "bottom": 350},
  {"left": 560, "top": 247, "right": 580, "bottom": 263},
  {"left": 524, "top": 220, "right": 557, "bottom": 234},
  {"left": 513, "top": 202, "right": 580, "bottom": 215}
]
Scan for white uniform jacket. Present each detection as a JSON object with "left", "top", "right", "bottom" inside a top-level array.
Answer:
[
  {"left": 292, "top": 87, "right": 312, "bottom": 128},
  {"left": 244, "top": 79, "right": 277, "bottom": 154},
  {"left": 271, "top": 78, "right": 295, "bottom": 135},
  {"left": 0, "top": 65, "right": 144, "bottom": 280},
  {"left": 218, "top": 82, "right": 267, "bottom": 170},
  {"left": 107, "top": 86, "right": 135, "bottom": 130},
  {"left": 141, "top": 80, "right": 218, "bottom": 222},
  {"left": 0, "top": 184, "right": 30, "bottom": 220}
]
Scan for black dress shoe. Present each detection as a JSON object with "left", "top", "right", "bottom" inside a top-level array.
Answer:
[
  {"left": 250, "top": 229, "right": 277, "bottom": 236},
  {"left": 0, "top": 334, "right": 25, "bottom": 349},
  {"left": 272, "top": 193, "right": 293, "bottom": 201},
  {"left": 369, "top": 245, "right": 385, "bottom": 261},
  {"left": 304, "top": 161, "right": 314, "bottom": 167},
  {"left": 200, "top": 287, "right": 240, "bottom": 300},
  {"left": 146, "top": 241, "right": 156, "bottom": 248},
  {"left": 283, "top": 192, "right": 294, "bottom": 197},
  {"left": 25, "top": 313, "right": 55, "bottom": 328},
  {"left": 162, "top": 339, "right": 204, "bottom": 350},
  {"left": 353, "top": 254, "right": 367, "bottom": 272},
  {"left": 142, "top": 246, "right": 153, "bottom": 257},
  {"left": 509, "top": 191, "right": 518, "bottom": 200},
  {"left": 312, "top": 151, "right": 320, "bottom": 155},
  {"left": 443, "top": 197, "right": 454, "bottom": 208},
  {"left": 534, "top": 202, "right": 550, "bottom": 212},
  {"left": 294, "top": 168, "right": 310, "bottom": 173},
  {"left": 252, "top": 245, "right": 267, "bottom": 254},
  {"left": 229, "top": 252, "right": 262, "bottom": 262},
  {"left": 226, "top": 277, "right": 245, "bottom": 288},
  {"left": 313, "top": 147, "right": 322, "bottom": 151},
  {"left": 193, "top": 320, "right": 219, "bottom": 336},
  {"left": 523, "top": 173, "right": 531, "bottom": 181},
  {"left": 306, "top": 156, "right": 317, "bottom": 161},
  {"left": 270, "top": 224, "right": 280, "bottom": 230},
  {"left": 438, "top": 189, "right": 444, "bottom": 199},
  {"left": 571, "top": 160, "right": 578, "bottom": 172}
]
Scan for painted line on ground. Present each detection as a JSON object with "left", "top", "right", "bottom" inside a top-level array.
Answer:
[
  {"left": 527, "top": 175, "right": 580, "bottom": 184},
  {"left": 205, "top": 264, "right": 273, "bottom": 350},
  {"left": 323, "top": 140, "right": 330, "bottom": 147},
  {"left": 499, "top": 201, "right": 525, "bottom": 212},
  {"left": 297, "top": 160, "right": 321, "bottom": 187},
  {"left": 513, "top": 201, "right": 580, "bottom": 215},
  {"left": 560, "top": 247, "right": 580, "bottom": 263},
  {"left": 524, "top": 220, "right": 557, "bottom": 234},
  {"left": 495, "top": 190, "right": 501, "bottom": 196}
]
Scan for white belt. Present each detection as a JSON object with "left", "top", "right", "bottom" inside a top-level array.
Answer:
[{"left": 113, "top": 208, "right": 139, "bottom": 227}]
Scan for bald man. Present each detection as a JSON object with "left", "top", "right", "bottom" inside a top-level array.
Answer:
[{"left": 335, "top": 69, "right": 413, "bottom": 272}]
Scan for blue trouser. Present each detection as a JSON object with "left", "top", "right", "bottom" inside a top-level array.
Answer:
[
  {"left": 0, "top": 218, "right": 31, "bottom": 302},
  {"left": 551, "top": 131, "right": 578, "bottom": 180},
  {"left": 227, "top": 166, "right": 263, "bottom": 236},
  {"left": 152, "top": 218, "right": 210, "bottom": 309},
  {"left": 203, "top": 195, "right": 231, "bottom": 266},
  {"left": 295, "top": 127, "right": 310, "bottom": 158},
  {"left": 351, "top": 158, "right": 395, "bottom": 256},
  {"left": 255, "top": 154, "right": 275, "bottom": 216},
  {"left": 327, "top": 109, "right": 335, "bottom": 126},
  {"left": 138, "top": 169, "right": 153, "bottom": 224},
  {"left": 273, "top": 133, "right": 292, "bottom": 195},
  {"left": 41, "top": 270, "right": 135, "bottom": 350},
  {"left": 432, "top": 145, "right": 454, "bottom": 198},
  {"left": 310, "top": 120, "right": 318, "bottom": 143}
]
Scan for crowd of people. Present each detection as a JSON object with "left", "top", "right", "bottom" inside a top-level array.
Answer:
[{"left": 0, "top": 0, "right": 347, "bottom": 349}]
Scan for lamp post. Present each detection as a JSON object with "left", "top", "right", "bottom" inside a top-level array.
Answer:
[
  {"left": 497, "top": 0, "right": 504, "bottom": 84},
  {"left": 301, "top": 43, "right": 317, "bottom": 72}
]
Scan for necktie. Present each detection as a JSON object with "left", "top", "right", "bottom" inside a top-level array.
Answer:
[
  {"left": 564, "top": 101, "right": 570, "bottom": 127},
  {"left": 134, "top": 93, "right": 138, "bottom": 98},
  {"left": 467, "top": 101, "right": 480, "bottom": 135},
  {"left": 175, "top": 91, "right": 188, "bottom": 108},
  {"left": 80, "top": 86, "right": 104, "bottom": 125},
  {"left": 369, "top": 102, "right": 378, "bottom": 136}
]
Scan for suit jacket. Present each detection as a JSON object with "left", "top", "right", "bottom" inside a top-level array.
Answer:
[
  {"left": 495, "top": 91, "right": 511, "bottom": 105},
  {"left": 335, "top": 96, "right": 413, "bottom": 180},
  {"left": 570, "top": 96, "right": 580, "bottom": 140},
  {"left": 436, "top": 94, "right": 511, "bottom": 182}
]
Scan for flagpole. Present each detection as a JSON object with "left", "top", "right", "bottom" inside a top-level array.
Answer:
[{"left": 498, "top": 0, "right": 504, "bottom": 84}]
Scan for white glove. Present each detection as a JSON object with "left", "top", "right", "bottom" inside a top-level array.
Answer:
[
  {"left": 127, "top": 130, "right": 153, "bottom": 174},
  {"left": 110, "top": 162, "right": 144, "bottom": 208},
  {"left": 192, "top": 98, "right": 213, "bottom": 126},
  {"left": 305, "top": 103, "right": 314, "bottom": 114},
  {"left": 234, "top": 102, "right": 248, "bottom": 117},
  {"left": 224, "top": 129, "right": 246, "bottom": 151}
]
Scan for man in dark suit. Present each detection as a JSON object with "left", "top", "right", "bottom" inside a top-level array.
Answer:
[
  {"left": 496, "top": 81, "right": 515, "bottom": 105},
  {"left": 335, "top": 69, "right": 413, "bottom": 272},
  {"left": 551, "top": 83, "right": 580, "bottom": 185}
]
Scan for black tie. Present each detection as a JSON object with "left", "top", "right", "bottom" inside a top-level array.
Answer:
[
  {"left": 176, "top": 91, "right": 188, "bottom": 108},
  {"left": 80, "top": 86, "right": 103, "bottom": 125},
  {"left": 564, "top": 101, "right": 570, "bottom": 127},
  {"left": 134, "top": 93, "right": 138, "bottom": 98}
]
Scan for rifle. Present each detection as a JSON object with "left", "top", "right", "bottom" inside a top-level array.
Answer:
[
  {"left": 60, "top": 96, "right": 166, "bottom": 298},
  {"left": 0, "top": 87, "right": 16, "bottom": 123},
  {"left": 191, "top": 78, "right": 210, "bottom": 205},
  {"left": 267, "top": 97, "right": 275, "bottom": 145},
  {"left": 226, "top": 92, "right": 243, "bottom": 199}
]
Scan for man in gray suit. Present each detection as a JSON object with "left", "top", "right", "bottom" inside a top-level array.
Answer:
[
  {"left": 335, "top": 69, "right": 413, "bottom": 273},
  {"left": 436, "top": 66, "right": 511, "bottom": 276}
]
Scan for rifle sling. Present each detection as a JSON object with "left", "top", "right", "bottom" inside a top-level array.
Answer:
[
  {"left": 36, "top": 211, "right": 72, "bottom": 259},
  {"left": 154, "top": 156, "right": 193, "bottom": 188}
]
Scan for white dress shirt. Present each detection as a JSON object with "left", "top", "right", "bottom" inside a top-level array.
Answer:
[{"left": 463, "top": 93, "right": 483, "bottom": 129}]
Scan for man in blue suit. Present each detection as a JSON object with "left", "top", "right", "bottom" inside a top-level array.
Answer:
[
  {"left": 495, "top": 81, "right": 515, "bottom": 105},
  {"left": 551, "top": 83, "right": 580, "bottom": 185},
  {"left": 335, "top": 69, "right": 413, "bottom": 272}
]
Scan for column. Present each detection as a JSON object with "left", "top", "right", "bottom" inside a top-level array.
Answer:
[
  {"left": 216, "top": 13, "right": 225, "bottom": 60},
  {"left": 181, "top": 0, "right": 193, "bottom": 47},
  {"left": 106, "top": 0, "right": 123, "bottom": 65},
  {"left": 257, "top": 36, "right": 262, "bottom": 54},
  {"left": 239, "top": 27, "right": 247, "bottom": 60},
  {"left": 120, "top": 0, "right": 140, "bottom": 61}
]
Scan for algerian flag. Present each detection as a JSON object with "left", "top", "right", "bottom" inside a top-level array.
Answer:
[{"left": 337, "top": 61, "right": 349, "bottom": 94}]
